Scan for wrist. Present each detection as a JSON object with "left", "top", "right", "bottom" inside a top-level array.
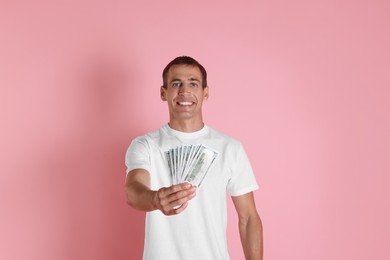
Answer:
[{"left": 150, "top": 190, "right": 160, "bottom": 211}]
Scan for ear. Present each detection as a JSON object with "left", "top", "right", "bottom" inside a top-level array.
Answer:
[
  {"left": 203, "top": 86, "right": 209, "bottom": 100},
  {"left": 160, "top": 86, "right": 167, "bottom": 101}
]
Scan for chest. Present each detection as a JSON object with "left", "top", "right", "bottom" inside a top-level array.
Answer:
[{"left": 148, "top": 143, "right": 231, "bottom": 195}]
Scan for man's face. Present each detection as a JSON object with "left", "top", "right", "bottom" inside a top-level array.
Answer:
[{"left": 161, "top": 65, "right": 209, "bottom": 122}]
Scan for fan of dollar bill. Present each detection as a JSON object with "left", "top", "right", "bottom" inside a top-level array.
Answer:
[{"left": 165, "top": 144, "right": 218, "bottom": 188}]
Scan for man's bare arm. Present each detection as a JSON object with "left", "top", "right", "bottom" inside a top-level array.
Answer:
[
  {"left": 232, "top": 192, "right": 263, "bottom": 260},
  {"left": 125, "top": 168, "right": 196, "bottom": 215}
]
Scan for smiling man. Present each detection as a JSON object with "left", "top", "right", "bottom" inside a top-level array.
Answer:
[
  {"left": 161, "top": 63, "right": 208, "bottom": 132},
  {"left": 125, "top": 56, "right": 263, "bottom": 260}
]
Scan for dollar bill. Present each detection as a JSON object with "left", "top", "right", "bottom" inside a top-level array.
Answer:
[{"left": 165, "top": 144, "right": 218, "bottom": 188}]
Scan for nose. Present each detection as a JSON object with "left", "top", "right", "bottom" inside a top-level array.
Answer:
[{"left": 178, "top": 83, "right": 191, "bottom": 95}]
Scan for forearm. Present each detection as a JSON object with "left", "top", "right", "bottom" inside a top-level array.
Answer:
[
  {"left": 125, "top": 180, "right": 158, "bottom": 211},
  {"left": 124, "top": 169, "right": 196, "bottom": 215},
  {"left": 239, "top": 214, "right": 263, "bottom": 260}
]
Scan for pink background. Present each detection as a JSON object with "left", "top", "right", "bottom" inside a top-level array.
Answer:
[{"left": 1, "top": 1, "right": 389, "bottom": 259}]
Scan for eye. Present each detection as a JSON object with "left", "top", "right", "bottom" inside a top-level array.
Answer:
[
  {"left": 172, "top": 82, "right": 181, "bottom": 88},
  {"left": 190, "top": 82, "right": 198, "bottom": 87}
]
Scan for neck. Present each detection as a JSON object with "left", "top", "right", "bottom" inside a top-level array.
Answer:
[{"left": 168, "top": 119, "right": 205, "bottom": 133}]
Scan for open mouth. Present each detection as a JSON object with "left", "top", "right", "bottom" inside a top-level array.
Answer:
[{"left": 177, "top": 101, "right": 195, "bottom": 106}]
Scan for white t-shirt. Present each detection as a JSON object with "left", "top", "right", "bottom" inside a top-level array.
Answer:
[{"left": 125, "top": 124, "right": 259, "bottom": 260}]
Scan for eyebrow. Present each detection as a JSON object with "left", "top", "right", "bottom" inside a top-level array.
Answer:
[
  {"left": 169, "top": 79, "right": 182, "bottom": 84},
  {"left": 169, "top": 78, "right": 200, "bottom": 84},
  {"left": 188, "top": 78, "right": 200, "bottom": 82}
]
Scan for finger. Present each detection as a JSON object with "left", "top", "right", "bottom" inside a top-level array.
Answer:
[
  {"left": 173, "top": 201, "right": 189, "bottom": 214},
  {"left": 167, "top": 189, "right": 196, "bottom": 209},
  {"left": 157, "top": 184, "right": 190, "bottom": 200},
  {"left": 158, "top": 184, "right": 196, "bottom": 215},
  {"left": 165, "top": 201, "right": 189, "bottom": 215},
  {"left": 159, "top": 183, "right": 193, "bottom": 202},
  {"left": 167, "top": 186, "right": 196, "bottom": 203},
  {"left": 176, "top": 190, "right": 196, "bottom": 203},
  {"left": 166, "top": 183, "right": 193, "bottom": 195}
]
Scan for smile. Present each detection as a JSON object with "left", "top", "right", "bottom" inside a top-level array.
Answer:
[{"left": 177, "top": 101, "right": 194, "bottom": 106}]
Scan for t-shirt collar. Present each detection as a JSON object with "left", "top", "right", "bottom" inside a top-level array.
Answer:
[{"left": 163, "top": 123, "right": 209, "bottom": 139}]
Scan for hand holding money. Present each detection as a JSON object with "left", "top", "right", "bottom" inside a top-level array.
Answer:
[
  {"left": 154, "top": 183, "right": 196, "bottom": 216},
  {"left": 165, "top": 144, "right": 218, "bottom": 188}
]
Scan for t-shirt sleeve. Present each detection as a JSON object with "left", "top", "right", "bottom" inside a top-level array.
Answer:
[
  {"left": 226, "top": 142, "right": 259, "bottom": 196},
  {"left": 125, "top": 136, "right": 151, "bottom": 175}
]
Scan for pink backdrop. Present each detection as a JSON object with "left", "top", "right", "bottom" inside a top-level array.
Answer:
[{"left": 1, "top": 1, "right": 389, "bottom": 259}]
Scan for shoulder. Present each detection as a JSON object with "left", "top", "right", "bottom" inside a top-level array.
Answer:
[{"left": 128, "top": 125, "right": 166, "bottom": 150}]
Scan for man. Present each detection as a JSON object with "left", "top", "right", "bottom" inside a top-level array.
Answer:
[{"left": 125, "top": 56, "right": 263, "bottom": 259}]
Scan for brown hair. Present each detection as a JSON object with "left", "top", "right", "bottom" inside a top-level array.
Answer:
[{"left": 162, "top": 56, "right": 207, "bottom": 89}]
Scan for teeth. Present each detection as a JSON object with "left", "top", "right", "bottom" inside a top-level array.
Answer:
[{"left": 178, "top": 102, "right": 193, "bottom": 106}]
